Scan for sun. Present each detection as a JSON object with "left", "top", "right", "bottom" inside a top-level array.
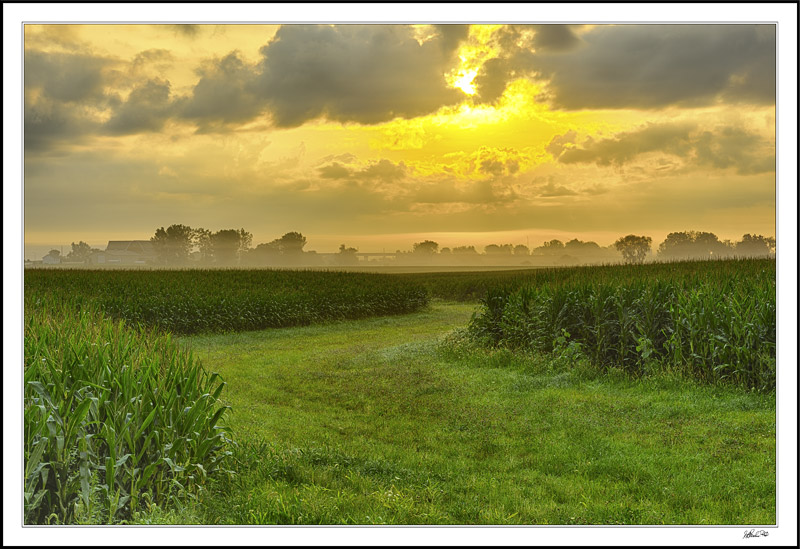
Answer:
[{"left": 451, "top": 68, "right": 479, "bottom": 96}]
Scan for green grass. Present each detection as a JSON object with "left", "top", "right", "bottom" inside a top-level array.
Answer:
[{"left": 183, "top": 302, "right": 775, "bottom": 525}]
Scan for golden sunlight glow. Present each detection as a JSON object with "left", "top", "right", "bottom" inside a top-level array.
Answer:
[{"left": 451, "top": 68, "right": 478, "bottom": 95}]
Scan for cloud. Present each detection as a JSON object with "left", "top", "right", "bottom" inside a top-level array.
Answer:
[
  {"left": 24, "top": 49, "right": 115, "bottom": 151},
  {"left": 546, "top": 130, "right": 578, "bottom": 158},
  {"left": 530, "top": 176, "right": 579, "bottom": 197},
  {"left": 25, "top": 49, "right": 111, "bottom": 104},
  {"left": 177, "top": 52, "right": 266, "bottom": 130},
  {"left": 254, "top": 25, "right": 466, "bottom": 127},
  {"left": 444, "top": 147, "right": 527, "bottom": 178},
  {"left": 475, "top": 24, "right": 775, "bottom": 109},
  {"left": 552, "top": 122, "right": 774, "bottom": 175},
  {"left": 104, "top": 79, "right": 174, "bottom": 135},
  {"left": 317, "top": 158, "right": 407, "bottom": 183}
]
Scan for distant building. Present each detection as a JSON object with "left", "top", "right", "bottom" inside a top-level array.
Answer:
[
  {"left": 41, "top": 253, "right": 61, "bottom": 265},
  {"left": 92, "top": 240, "right": 157, "bottom": 265}
]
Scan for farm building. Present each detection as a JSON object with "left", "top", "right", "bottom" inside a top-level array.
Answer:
[{"left": 93, "top": 240, "right": 157, "bottom": 265}]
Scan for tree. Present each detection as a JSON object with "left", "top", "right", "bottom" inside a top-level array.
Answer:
[
  {"left": 657, "top": 230, "right": 729, "bottom": 259},
  {"left": 735, "top": 234, "right": 773, "bottom": 257},
  {"left": 44, "top": 249, "right": 61, "bottom": 263},
  {"left": 192, "top": 228, "right": 213, "bottom": 263},
  {"left": 151, "top": 224, "right": 195, "bottom": 264},
  {"left": 336, "top": 244, "right": 359, "bottom": 265},
  {"left": 485, "top": 244, "right": 512, "bottom": 255},
  {"left": 513, "top": 244, "right": 530, "bottom": 256},
  {"left": 614, "top": 234, "right": 652, "bottom": 264},
  {"left": 65, "top": 241, "right": 93, "bottom": 263},
  {"left": 210, "top": 228, "right": 252, "bottom": 264},
  {"left": 452, "top": 245, "right": 477, "bottom": 254},
  {"left": 277, "top": 232, "right": 307, "bottom": 255},
  {"left": 413, "top": 240, "right": 439, "bottom": 255},
  {"left": 532, "top": 239, "right": 564, "bottom": 256}
]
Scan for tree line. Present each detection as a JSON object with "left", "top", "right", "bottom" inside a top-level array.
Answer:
[{"left": 41, "top": 227, "right": 776, "bottom": 266}]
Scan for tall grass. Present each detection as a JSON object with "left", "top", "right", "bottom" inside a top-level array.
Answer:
[
  {"left": 24, "top": 294, "right": 233, "bottom": 524},
  {"left": 466, "top": 259, "right": 776, "bottom": 391}
]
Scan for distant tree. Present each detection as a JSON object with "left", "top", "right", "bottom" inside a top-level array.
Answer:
[
  {"left": 766, "top": 236, "right": 776, "bottom": 254},
  {"left": 336, "top": 244, "right": 359, "bottom": 265},
  {"left": 192, "top": 228, "right": 213, "bottom": 263},
  {"left": 485, "top": 244, "right": 513, "bottom": 255},
  {"left": 151, "top": 224, "right": 195, "bottom": 264},
  {"left": 564, "top": 239, "right": 601, "bottom": 253},
  {"left": 246, "top": 240, "right": 281, "bottom": 265},
  {"left": 210, "top": 228, "right": 252, "bottom": 264},
  {"left": 413, "top": 240, "right": 439, "bottom": 255},
  {"left": 735, "top": 234, "right": 773, "bottom": 257},
  {"left": 614, "top": 234, "right": 652, "bottom": 265},
  {"left": 532, "top": 239, "right": 565, "bottom": 256},
  {"left": 658, "top": 230, "right": 729, "bottom": 259},
  {"left": 440, "top": 247, "right": 452, "bottom": 255},
  {"left": 513, "top": 244, "right": 530, "bottom": 256},
  {"left": 452, "top": 245, "right": 478, "bottom": 254},
  {"left": 65, "top": 241, "right": 93, "bottom": 263},
  {"left": 44, "top": 249, "right": 61, "bottom": 261},
  {"left": 277, "top": 232, "right": 307, "bottom": 255}
]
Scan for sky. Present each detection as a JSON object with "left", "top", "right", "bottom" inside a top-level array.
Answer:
[{"left": 22, "top": 22, "right": 778, "bottom": 257}]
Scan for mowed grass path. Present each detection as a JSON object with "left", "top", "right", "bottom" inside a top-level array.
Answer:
[{"left": 183, "top": 303, "right": 775, "bottom": 525}]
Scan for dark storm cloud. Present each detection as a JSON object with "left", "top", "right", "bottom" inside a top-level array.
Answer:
[
  {"left": 254, "top": 25, "right": 466, "bottom": 127},
  {"left": 553, "top": 122, "right": 774, "bottom": 175},
  {"left": 104, "top": 79, "right": 174, "bottom": 135},
  {"left": 476, "top": 24, "right": 775, "bottom": 109}
]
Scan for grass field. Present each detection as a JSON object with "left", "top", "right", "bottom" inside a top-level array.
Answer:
[
  {"left": 22, "top": 259, "right": 777, "bottom": 525},
  {"left": 185, "top": 303, "right": 775, "bottom": 525}
]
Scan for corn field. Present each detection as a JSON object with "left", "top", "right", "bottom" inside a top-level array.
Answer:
[
  {"left": 24, "top": 294, "right": 233, "bottom": 524},
  {"left": 466, "top": 258, "right": 776, "bottom": 391},
  {"left": 23, "top": 268, "right": 430, "bottom": 523},
  {"left": 25, "top": 269, "right": 430, "bottom": 335}
]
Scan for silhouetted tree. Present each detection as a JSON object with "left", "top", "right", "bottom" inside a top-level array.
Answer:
[
  {"left": 192, "top": 228, "right": 213, "bottom": 263},
  {"left": 614, "top": 234, "right": 652, "bottom": 264},
  {"left": 513, "top": 244, "right": 530, "bottom": 256},
  {"left": 658, "top": 230, "right": 729, "bottom": 259},
  {"left": 735, "top": 234, "right": 773, "bottom": 257},
  {"left": 151, "top": 224, "right": 195, "bottom": 264},
  {"left": 532, "top": 239, "right": 565, "bottom": 256},
  {"left": 452, "top": 245, "right": 478, "bottom": 254},
  {"left": 277, "top": 232, "right": 307, "bottom": 255},
  {"left": 65, "top": 241, "right": 95, "bottom": 263},
  {"left": 336, "top": 244, "right": 359, "bottom": 265},
  {"left": 413, "top": 240, "right": 439, "bottom": 255},
  {"left": 210, "top": 228, "right": 252, "bottom": 264},
  {"left": 485, "top": 244, "right": 513, "bottom": 255}
]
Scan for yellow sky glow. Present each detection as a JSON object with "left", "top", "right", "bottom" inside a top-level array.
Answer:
[{"left": 23, "top": 23, "right": 776, "bottom": 256}]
